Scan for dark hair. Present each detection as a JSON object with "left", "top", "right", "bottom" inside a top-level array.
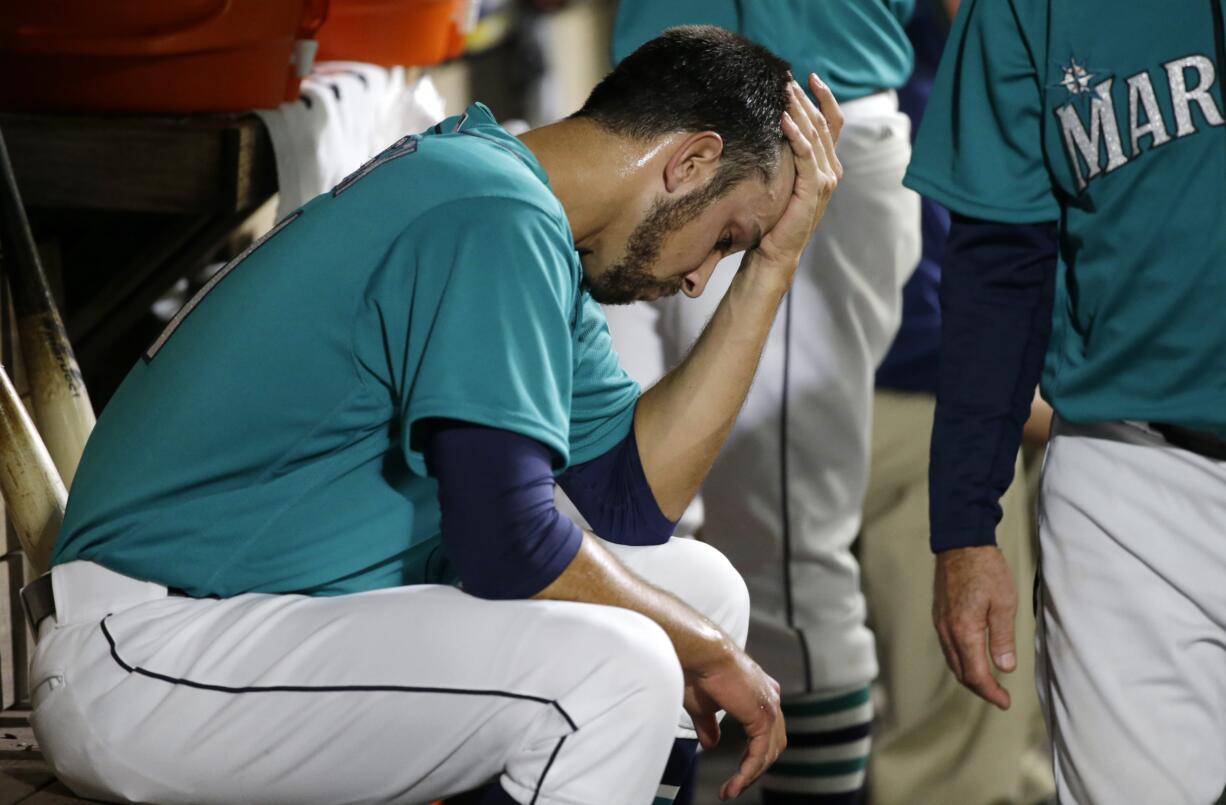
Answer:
[{"left": 573, "top": 25, "right": 791, "bottom": 192}]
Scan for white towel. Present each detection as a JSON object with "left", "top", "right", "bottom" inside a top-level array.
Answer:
[{"left": 255, "top": 63, "right": 446, "bottom": 221}]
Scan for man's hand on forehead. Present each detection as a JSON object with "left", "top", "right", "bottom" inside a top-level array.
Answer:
[
  {"left": 796, "top": 72, "right": 844, "bottom": 165},
  {"left": 749, "top": 73, "right": 842, "bottom": 278}
]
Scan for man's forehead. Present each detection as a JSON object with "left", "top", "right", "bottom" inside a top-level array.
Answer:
[{"left": 710, "top": 149, "right": 793, "bottom": 241}]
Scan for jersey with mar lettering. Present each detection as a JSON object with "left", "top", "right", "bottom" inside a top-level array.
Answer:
[
  {"left": 905, "top": 0, "right": 1226, "bottom": 438},
  {"left": 53, "top": 103, "right": 640, "bottom": 597}
]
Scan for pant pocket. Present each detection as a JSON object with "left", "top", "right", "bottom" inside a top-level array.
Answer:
[{"left": 30, "top": 673, "right": 64, "bottom": 711}]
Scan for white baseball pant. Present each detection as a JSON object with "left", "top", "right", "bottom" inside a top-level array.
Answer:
[
  {"left": 602, "top": 91, "right": 920, "bottom": 695},
  {"left": 1037, "top": 418, "right": 1226, "bottom": 804},
  {"left": 30, "top": 537, "right": 749, "bottom": 805}
]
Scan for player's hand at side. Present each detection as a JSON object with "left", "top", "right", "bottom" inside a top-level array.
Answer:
[
  {"left": 684, "top": 645, "right": 785, "bottom": 800},
  {"left": 752, "top": 73, "right": 843, "bottom": 278},
  {"left": 933, "top": 546, "right": 1018, "bottom": 710}
]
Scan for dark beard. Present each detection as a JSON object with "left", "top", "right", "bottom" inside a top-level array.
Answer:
[
  {"left": 585, "top": 255, "right": 679, "bottom": 305},
  {"left": 585, "top": 178, "right": 727, "bottom": 305}
]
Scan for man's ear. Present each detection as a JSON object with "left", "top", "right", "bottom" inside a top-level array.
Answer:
[{"left": 663, "top": 131, "right": 724, "bottom": 194}]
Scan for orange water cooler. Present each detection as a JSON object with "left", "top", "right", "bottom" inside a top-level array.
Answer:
[
  {"left": 316, "top": 0, "right": 471, "bottom": 67},
  {"left": 0, "top": 0, "right": 330, "bottom": 113}
]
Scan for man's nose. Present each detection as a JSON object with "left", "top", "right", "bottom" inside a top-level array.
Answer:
[{"left": 681, "top": 254, "right": 722, "bottom": 298}]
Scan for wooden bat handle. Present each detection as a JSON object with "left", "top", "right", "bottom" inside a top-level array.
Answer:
[
  {"left": 0, "top": 128, "right": 95, "bottom": 487},
  {"left": 0, "top": 363, "right": 65, "bottom": 574}
]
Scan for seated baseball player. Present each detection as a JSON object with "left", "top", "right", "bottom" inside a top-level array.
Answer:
[{"left": 28, "top": 27, "right": 842, "bottom": 805}]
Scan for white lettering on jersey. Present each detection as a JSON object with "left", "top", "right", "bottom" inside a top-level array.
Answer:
[
  {"left": 1164, "top": 55, "right": 1224, "bottom": 137},
  {"left": 1057, "top": 78, "right": 1128, "bottom": 191},
  {"left": 1125, "top": 71, "right": 1172, "bottom": 153},
  {"left": 1057, "top": 52, "right": 1224, "bottom": 192}
]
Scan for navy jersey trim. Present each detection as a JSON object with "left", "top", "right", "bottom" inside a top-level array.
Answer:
[
  {"left": 331, "top": 136, "right": 418, "bottom": 197},
  {"left": 99, "top": 616, "right": 578, "bottom": 730},
  {"left": 779, "top": 291, "right": 815, "bottom": 692},
  {"left": 795, "top": 625, "right": 814, "bottom": 696},
  {"left": 531, "top": 735, "right": 567, "bottom": 805},
  {"left": 780, "top": 290, "right": 794, "bottom": 628}
]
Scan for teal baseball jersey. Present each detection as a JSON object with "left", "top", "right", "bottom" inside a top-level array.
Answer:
[
  {"left": 906, "top": 1, "right": 1226, "bottom": 437},
  {"left": 611, "top": 0, "right": 915, "bottom": 103},
  {"left": 53, "top": 103, "right": 640, "bottom": 597}
]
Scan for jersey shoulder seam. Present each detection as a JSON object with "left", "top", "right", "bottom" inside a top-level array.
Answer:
[{"left": 413, "top": 133, "right": 567, "bottom": 223}]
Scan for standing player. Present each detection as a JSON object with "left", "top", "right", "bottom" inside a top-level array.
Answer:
[
  {"left": 607, "top": 3, "right": 919, "bottom": 802},
  {"left": 906, "top": 1, "right": 1226, "bottom": 802},
  {"left": 857, "top": 1, "right": 1054, "bottom": 801},
  {"left": 27, "top": 29, "right": 843, "bottom": 805}
]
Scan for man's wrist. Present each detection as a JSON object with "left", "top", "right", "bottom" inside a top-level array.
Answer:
[
  {"left": 683, "top": 624, "right": 739, "bottom": 679},
  {"left": 935, "top": 544, "right": 1002, "bottom": 561},
  {"left": 930, "top": 522, "right": 999, "bottom": 554},
  {"left": 734, "top": 252, "right": 795, "bottom": 299}
]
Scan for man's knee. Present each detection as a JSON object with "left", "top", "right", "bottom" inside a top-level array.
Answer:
[
  {"left": 555, "top": 604, "right": 684, "bottom": 729},
  {"left": 606, "top": 537, "right": 751, "bottom": 648},
  {"left": 604, "top": 608, "right": 684, "bottom": 709},
  {"left": 673, "top": 540, "right": 751, "bottom": 647}
]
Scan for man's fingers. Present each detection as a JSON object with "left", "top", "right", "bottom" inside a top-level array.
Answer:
[
  {"left": 794, "top": 77, "right": 842, "bottom": 180},
  {"left": 782, "top": 97, "right": 825, "bottom": 213},
  {"left": 965, "top": 667, "right": 1012, "bottom": 711},
  {"left": 780, "top": 110, "right": 805, "bottom": 150},
  {"left": 693, "top": 712, "right": 722, "bottom": 751},
  {"left": 780, "top": 111, "right": 817, "bottom": 183},
  {"left": 720, "top": 734, "right": 771, "bottom": 800},
  {"left": 720, "top": 689, "right": 784, "bottom": 801},
  {"left": 987, "top": 599, "right": 1018, "bottom": 673},
  {"left": 953, "top": 623, "right": 1012, "bottom": 710},
  {"left": 934, "top": 620, "right": 964, "bottom": 681},
  {"left": 766, "top": 85, "right": 837, "bottom": 259},
  {"left": 934, "top": 547, "right": 1019, "bottom": 711},
  {"left": 787, "top": 82, "right": 832, "bottom": 178},
  {"left": 786, "top": 81, "right": 818, "bottom": 141},
  {"left": 808, "top": 73, "right": 844, "bottom": 144}
]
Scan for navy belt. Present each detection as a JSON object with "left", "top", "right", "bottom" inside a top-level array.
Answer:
[
  {"left": 20, "top": 573, "right": 55, "bottom": 632},
  {"left": 21, "top": 573, "right": 189, "bottom": 633}
]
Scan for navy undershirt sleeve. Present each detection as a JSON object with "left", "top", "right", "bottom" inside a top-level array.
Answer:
[
  {"left": 558, "top": 425, "right": 677, "bottom": 546},
  {"left": 424, "top": 422, "right": 582, "bottom": 600},
  {"left": 929, "top": 214, "right": 1058, "bottom": 553}
]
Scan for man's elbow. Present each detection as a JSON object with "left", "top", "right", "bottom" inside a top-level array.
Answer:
[{"left": 442, "top": 512, "right": 583, "bottom": 600}]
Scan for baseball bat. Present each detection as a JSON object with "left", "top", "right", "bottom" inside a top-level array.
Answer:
[
  {"left": 0, "top": 362, "right": 66, "bottom": 574},
  {"left": 0, "top": 128, "right": 95, "bottom": 488}
]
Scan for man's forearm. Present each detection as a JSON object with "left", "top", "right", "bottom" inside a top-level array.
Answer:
[
  {"left": 929, "top": 215, "right": 1057, "bottom": 552},
  {"left": 633, "top": 255, "right": 793, "bottom": 519},
  {"left": 534, "top": 531, "right": 733, "bottom": 672}
]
